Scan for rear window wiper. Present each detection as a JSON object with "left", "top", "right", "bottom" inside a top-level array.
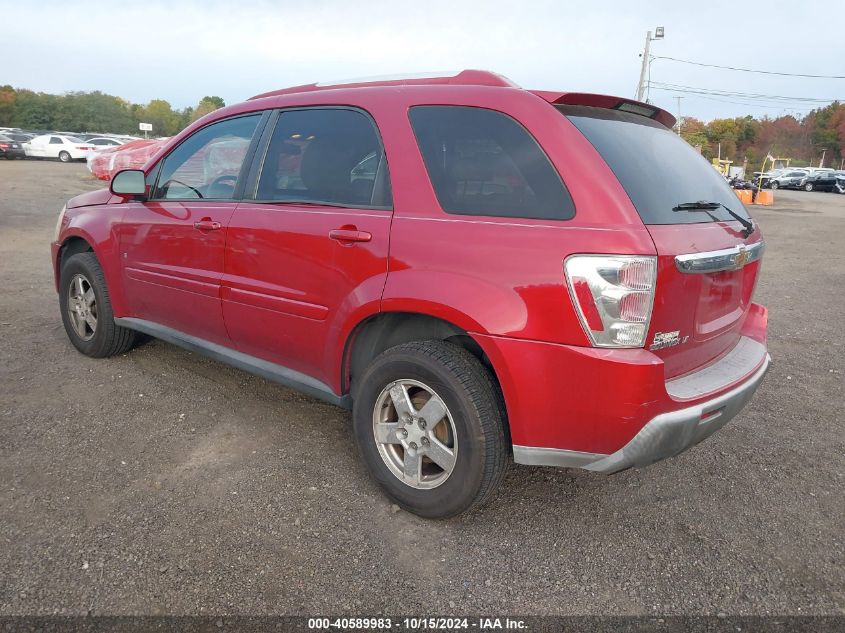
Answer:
[{"left": 672, "top": 201, "right": 754, "bottom": 238}]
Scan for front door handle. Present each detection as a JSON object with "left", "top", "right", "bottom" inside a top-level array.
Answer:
[
  {"left": 329, "top": 228, "right": 372, "bottom": 243},
  {"left": 194, "top": 218, "right": 222, "bottom": 231}
]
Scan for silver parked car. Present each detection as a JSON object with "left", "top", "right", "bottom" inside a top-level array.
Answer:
[{"left": 769, "top": 170, "right": 809, "bottom": 190}]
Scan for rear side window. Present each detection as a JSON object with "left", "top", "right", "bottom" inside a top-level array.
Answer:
[
  {"left": 560, "top": 105, "right": 749, "bottom": 224},
  {"left": 409, "top": 106, "right": 574, "bottom": 220},
  {"left": 256, "top": 108, "right": 391, "bottom": 208}
]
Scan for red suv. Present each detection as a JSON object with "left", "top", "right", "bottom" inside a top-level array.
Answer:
[{"left": 51, "top": 70, "right": 770, "bottom": 518}]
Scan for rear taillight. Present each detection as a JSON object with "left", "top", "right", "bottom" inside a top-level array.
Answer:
[{"left": 564, "top": 255, "right": 657, "bottom": 348}]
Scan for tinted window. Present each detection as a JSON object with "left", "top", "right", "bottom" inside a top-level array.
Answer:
[
  {"left": 49, "top": 137, "right": 63, "bottom": 144},
  {"left": 561, "top": 106, "right": 750, "bottom": 224},
  {"left": 153, "top": 114, "right": 261, "bottom": 200},
  {"left": 409, "top": 106, "right": 573, "bottom": 220},
  {"left": 256, "top": 108, "right": 389, "bottom": 207}
]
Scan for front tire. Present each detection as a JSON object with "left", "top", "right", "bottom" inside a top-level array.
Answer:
[
  {"left": 58, "top": 151, "right": 71, "bottom": 163},
  {"left": 59, "top": 252, "right": 136, "bottom": 357},
  {"left": 352, "top": 340, "right": 508, "bottom": 518},
  {"left": 804, "top": 183, "right": 814, "bottom": 192},
  {"left": 770, "top": 181, "right": 779, "bottom": 190}
]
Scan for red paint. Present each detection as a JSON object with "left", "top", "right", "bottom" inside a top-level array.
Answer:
[{"left": 51, "top": 71, "right": 768, "bottom": 457}]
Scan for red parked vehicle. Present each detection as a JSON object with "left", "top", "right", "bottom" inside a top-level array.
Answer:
[{"left": 51, "top": 70, "right": 770, "bottom": 518}]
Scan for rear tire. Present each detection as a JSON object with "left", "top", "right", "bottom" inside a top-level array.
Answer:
[
  {"left": 58, "top": 151, "right": 71, "bottom": 163},
  {"left": 59, "top": 252, "right": 136, "bottom": 357},
  {"left": 352, "top": 340, "right": 508, "bottom": 518}
]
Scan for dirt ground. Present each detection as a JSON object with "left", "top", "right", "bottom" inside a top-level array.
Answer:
[{"left": 1, "top": 160, "right": 843, "bottom": 616}]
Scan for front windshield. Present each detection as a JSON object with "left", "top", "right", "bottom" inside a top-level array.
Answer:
[{"left": 559, "top": 105, "right": 750, "bottom": 225}]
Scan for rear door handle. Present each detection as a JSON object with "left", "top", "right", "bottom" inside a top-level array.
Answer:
[
  {"left": 329, "top": 228, "right": 372, "bottom": 243},
  {"left": 194, "top": 218, "right": 222, "bottom": 231}
]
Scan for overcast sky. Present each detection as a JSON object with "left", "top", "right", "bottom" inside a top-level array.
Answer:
[{"left": 2, "top": 0, "right": 841, "bottom": 121}]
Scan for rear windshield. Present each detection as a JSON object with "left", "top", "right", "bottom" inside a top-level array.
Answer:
[{"left": 559, "top": 105, "right": 750, "bottom": 224}]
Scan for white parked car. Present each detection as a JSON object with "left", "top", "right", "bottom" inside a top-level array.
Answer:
[
  {"left": 23, "top": 134, "right": 95, "bottom": 162},
  {"left": 85, "top": 137, "right": 125, "bottom": 149},
  {"left": 83, "top": 137, "right": 126, "bottom": 160}
]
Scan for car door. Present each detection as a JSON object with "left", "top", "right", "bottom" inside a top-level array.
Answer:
[
  {"left": 821, "top": 173, "right": 836, "bottom": 190},
  {"left": 27, "top": 135, "right": 48, "bottom": 157},
  {"left": 223, "top": 107, "right": 392, "bottom": 385},
  {"left": 119, "top": 113, "right": 265, "bottom": 346},
  {"left": 47, "top": 136, "right": 65, "bottom": 158}
]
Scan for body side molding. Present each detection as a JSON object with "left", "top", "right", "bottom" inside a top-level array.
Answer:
[{"left": 114, "top": 317, "right": 351, "bottom": 409}]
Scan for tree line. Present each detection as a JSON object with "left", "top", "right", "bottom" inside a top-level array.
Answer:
[
  {"left": 0, "top": 86, "right": 225, "bottom": 137},
  {"left": 680, "top": 102, "right": 845, "bottom": 170},
  {"left": 1, "top": 85, "right": 843, "bottom": 168}
]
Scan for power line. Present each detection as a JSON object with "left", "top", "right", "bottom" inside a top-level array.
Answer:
[
  {"left": 648, "top": 81, "right": 840, "bottom": 104},
  {"left": 651, "top": 55, "right": 845, "bottom": 79},
  {"left": 650, "top": 89, "right": 816, "bottom": 113}
]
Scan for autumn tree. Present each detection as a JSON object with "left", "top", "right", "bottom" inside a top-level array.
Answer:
[
  {"left": 191, "top": 95, "right": 226, "bottom": 122},
  {"left": 0, "top": 85, "right": 15, "bottom": 126},
  {"left": 680, "top": 117, "right": 709, "bottom": 154},
  {"left": 136, "top": 99, "right": 182, "bottom": 136}
]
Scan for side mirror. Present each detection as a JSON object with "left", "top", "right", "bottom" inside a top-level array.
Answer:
[{"left": 110, "top": 169, "right": 146, "bottom": 197}]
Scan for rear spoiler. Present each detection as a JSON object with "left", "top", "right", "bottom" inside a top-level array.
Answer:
[{"left": 531, "top": 91, "right": 676, "bottom": 129}]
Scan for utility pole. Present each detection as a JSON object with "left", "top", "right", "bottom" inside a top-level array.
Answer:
[
  {"left": 675, "top": 96, "right": 683, "bottom": 136},
  {"left": 636, "top": 32, "right": 652, "bottom": 102},
  {"left": 636, "top": 27, "right": 664, "bottom": 102}
]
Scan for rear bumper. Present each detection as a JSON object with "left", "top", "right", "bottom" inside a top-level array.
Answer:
[
  {"left": 513, "top": 353, "right": 770, "bottom": 473},
  {"left": 472, "top": 302, "right": 769, "bottom": 473}
]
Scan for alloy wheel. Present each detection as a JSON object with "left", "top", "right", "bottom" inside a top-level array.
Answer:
[
  {"left": 67, "top": 273, "right": 97, "bottom": 341},
  {"left": 372, "top": 379, "right": 458, "bottom": 489}
]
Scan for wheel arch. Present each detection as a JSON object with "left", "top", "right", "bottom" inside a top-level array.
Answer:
[
  {"left": 342, "top": 311, "right": 511, "bottom": 444},
  {"left": 57, "top": 235, "right": 95, "bottom": 270},
  {"left": 55, "top": 229, "right": 128, "bottom": 316}
]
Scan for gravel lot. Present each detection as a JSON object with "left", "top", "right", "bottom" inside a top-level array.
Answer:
[{"left": 1, "top": 161, "right": 843, "bottom": 616}]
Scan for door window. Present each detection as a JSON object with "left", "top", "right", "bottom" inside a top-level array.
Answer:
[
  {"left": 152, "top": 114, "right": 261, "bottom": 200},
  {"left": 256, "top": 108, "right": 390, "bottom": 208},
  {"left": 49, "top": 137, "right": 63, "bottom": 144}
]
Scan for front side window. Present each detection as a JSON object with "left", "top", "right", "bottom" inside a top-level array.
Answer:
[
  {"left": 49, "top": 137, "right": 62, "bottom": 144},
  {"left": 152, "top": 114, "right": 261, "bottom": 200},
  {"left": 409, "top": 106, "right": 574, "bottom": 220},
  {"left": 256, "top": 108, "right": 390, "bottom": 207}
]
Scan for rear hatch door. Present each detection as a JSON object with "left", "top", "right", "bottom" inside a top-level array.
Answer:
[{"left": 561, "top": 105, "right": 764, "bottom": 379}]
